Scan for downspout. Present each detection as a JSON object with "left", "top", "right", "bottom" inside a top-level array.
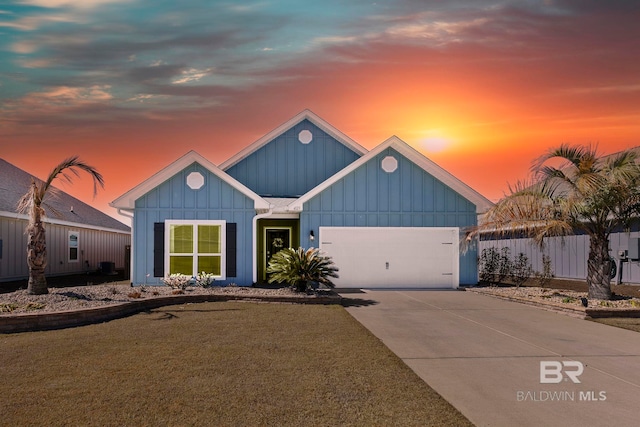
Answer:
[
  {"left": 252, "top": 208, "right": 273, "bottom": 284},
  {"left": 117, "top": 208, "right": 135, "bottom": 285}
]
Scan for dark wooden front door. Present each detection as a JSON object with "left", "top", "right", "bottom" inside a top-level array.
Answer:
[{"left": 265, "top": 228, "right": 291, "bottom": 280}]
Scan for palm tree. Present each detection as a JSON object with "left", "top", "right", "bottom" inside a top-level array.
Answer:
[
  {"left": 17, "top": 156, "right": 104, "bottom": 295},
  {"left": 467, "top": 144, "right": 640, "bottom": 300},
  {"left": 267, "top": 247, "right": 339, "bottom": 292}
]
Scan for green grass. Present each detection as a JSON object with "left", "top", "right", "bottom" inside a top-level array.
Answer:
[{"left": 0, "top": 302, "right": 472, "bottom": 426}]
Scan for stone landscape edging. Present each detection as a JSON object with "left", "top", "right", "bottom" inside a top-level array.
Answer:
[
  {"left": 465, "top": 288, "right": 640, "bottom": 319},
  {"left": 0, "top": 293, "right": 342, "bottom": 334}
]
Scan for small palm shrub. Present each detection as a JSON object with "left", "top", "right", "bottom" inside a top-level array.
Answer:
[{"left": 267, "top": 247, "right": 339, "bottom": 292}]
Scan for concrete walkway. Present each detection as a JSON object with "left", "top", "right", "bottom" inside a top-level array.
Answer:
[{"left": 341, "top": 290, "right": 640, "bottom": 427}]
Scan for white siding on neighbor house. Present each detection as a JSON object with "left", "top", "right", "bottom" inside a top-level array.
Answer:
[
  {"left": 479, "top": 231, "right": 640, "bottom": 285},
  {"left": 0, "top": 216, "right": 130, "bottom": 282}
]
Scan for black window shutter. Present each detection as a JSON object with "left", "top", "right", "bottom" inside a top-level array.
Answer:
[
  {"left": 153, "top": 222, "right": 165, "bottom": 277},
  {"left": 226, "top": 223, "right": 237, "bottom": 277}
]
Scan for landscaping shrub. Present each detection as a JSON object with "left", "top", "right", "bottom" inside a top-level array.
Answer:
[
  {"left": 496, "top": 247, "right": 512, "bottom": 284},
  {"left": 195, "top": 272, "right": 215, "bottom": 288},
  {"left": 267, "top": 247, "right": 339, "bottom": 292},
  {"left": 479, "top": 247, "right": 500, "bottom": 284},
  {"left": 479, "top": 247, "right": 512, "bottom": 285},
  {"left": 161, "top": 273, "right": 192, "bottom": 290},
  {"left": 534, "top": 254, "right": 554, "bottom": 288},
  {"left": 481, "top": 247, "right": 555, "bottom": 287},
  {"left": 510, "top": 252, "right": 533, "bottom": 287}
]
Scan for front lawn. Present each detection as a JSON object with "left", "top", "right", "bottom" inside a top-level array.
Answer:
[
  {"left": 590, "top": 317, "right": 640, "bottom": 333},
  {"left": 0, "top": 302, "right": 472, "bottom": 426}
]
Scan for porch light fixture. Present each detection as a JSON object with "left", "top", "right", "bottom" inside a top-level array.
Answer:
[{"left": 309, "top": 230, "right": 315, "bottom": 241}]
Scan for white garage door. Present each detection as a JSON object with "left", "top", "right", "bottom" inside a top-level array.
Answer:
[{"left": 319, "top": 227, "right": 459, "bottom": 289}]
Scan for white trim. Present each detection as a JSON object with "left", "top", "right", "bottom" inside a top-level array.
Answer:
[
  {"left": 252, "top": 210, "right": 273, "bottom": 283},
  {"left": 289, "top": 136, "right": 493, "bottom": 214},
  {"left": 219, "top": 109, "right": 368, "bottom": 171},
  {"left": 68, "top": 230, "right": 80, "bottom": 263},
  {"left": 0, "top": 210, "right": 130, "bottom": 234},
  {"left": 116, "top": 208, "right": 135, "bottom": 283},
  {"left": 165, "top": 220, "right": 226, "bottom": 279},
  {"left": 110, "top": 150, "right": 270, "bottom": 210}
]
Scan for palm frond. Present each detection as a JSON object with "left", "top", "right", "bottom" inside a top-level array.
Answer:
[
  {"left": 531, "top": 143, "right": 596, "bottom": 173},
  {"left": 44, "top": 156, "right": 105, "bottom": 198}
]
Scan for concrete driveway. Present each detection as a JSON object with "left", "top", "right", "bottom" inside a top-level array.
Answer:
[{"left": 340, "top": 290, "right": 640, "bottom": 427}]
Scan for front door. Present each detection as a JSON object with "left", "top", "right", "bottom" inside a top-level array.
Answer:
[{"left": 265, "top": 228, "right": 291, "bottom": 281}]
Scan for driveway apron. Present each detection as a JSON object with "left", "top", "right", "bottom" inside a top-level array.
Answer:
[{"left": 341, "top": 290, "right": 640, "bottom": 427}]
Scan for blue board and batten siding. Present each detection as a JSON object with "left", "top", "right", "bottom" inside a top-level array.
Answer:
[
  {"left": 299, "top": 148, "right": 479, "bottom": 284},
  {"left": 225, "top": 119, "right": 362, "bottom": 197},
  {"left": 132, "top": 162, "right": 255, "bottom": 285},
  {"left": 114, "top": 111, "right": 491, "bottom": 288}
]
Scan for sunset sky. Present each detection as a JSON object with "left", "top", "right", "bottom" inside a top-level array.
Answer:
[{"left": 1, "top": 0, "right": 639, "bottom": 224}]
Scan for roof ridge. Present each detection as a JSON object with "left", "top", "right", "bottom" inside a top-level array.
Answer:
[{"left": 0, "top": 158, "right": 129, "bottom": 232}]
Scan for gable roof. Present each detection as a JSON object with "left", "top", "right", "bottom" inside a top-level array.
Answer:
[
  {"left": 0, "top": 158, "right": 130, "bottom": 233},
  {"left": 110, "top": 150, "right": 270, "bottom": 210},
  {"left": 289, "top": 136, "right": 493, "bottom": 214},
  {"left": 219, "top": 109, "right": 368, "bottom": 171}
]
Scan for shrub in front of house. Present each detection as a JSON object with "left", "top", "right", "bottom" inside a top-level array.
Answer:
[
  {"left": 267, "top": 247, "right": 339, "bottom": 293},
  {"left": 195, "top": 272, "right": 216, "bottom": 288},
  {"left": 161, "top": 273, "right": 192, "bottom": 290}
]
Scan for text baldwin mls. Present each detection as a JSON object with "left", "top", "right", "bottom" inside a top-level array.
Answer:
[{"left": 517, "top": 361, "right": 607, "bottom": 402}]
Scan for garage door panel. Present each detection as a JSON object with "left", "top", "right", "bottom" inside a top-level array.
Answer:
[{"left": 319, "top": 227, "right": 459, "bottom": 289}]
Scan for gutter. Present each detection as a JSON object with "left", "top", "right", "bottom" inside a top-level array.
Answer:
[{"left": 116, "top": 208, "right": 135, "bottom": 284}]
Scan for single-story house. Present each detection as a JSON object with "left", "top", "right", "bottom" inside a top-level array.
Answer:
[
  {"left": 111, "top": 110, "right": 492, "bottom": 288},
  {"left": 0, "top": 158, "right": 131, "bottom": 283}
]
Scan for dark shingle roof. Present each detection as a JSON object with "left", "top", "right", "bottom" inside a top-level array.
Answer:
[{"left": 0, "top": 158, "right": 130, "bottom": 232}]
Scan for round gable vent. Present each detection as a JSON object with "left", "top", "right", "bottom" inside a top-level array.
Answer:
[
  {"left": 186, "top": 172, "right": 205, "bottom": 190},
  {"left": 298, "top": 130, "right": 313, "bottom": 144},
  {"left": 381, "top": 156, "right": 398, "bottom": 173}
]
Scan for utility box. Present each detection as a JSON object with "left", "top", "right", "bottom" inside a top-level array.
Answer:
[
  {"left": 628, "top": 238, "right": 640, "bottom": 260},
  {"left": 100, "top": 261, "right": 116, "bottom": 275}
]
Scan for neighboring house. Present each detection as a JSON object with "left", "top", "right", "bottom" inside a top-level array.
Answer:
[
  {"left": 111, "top": 110, "right": 492, "bottom": 288},
  {"left": 0, "top": 159, "right": 131, "bottom": 283},
  {"left": 479, "top": 220, "right": 640, "bottom": 286},
  {"left": 479, "top": 227, "right": 640, "bottom": 285},
  {"left": 479, "top": 146, "right": 640, "bottom": 285}
]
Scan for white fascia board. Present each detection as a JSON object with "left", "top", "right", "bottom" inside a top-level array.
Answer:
[
  {"left": 0, "top": 210, "right": 131, "bottom": 234},
  {"left": 289, "top": 136, "right": 493, "bottom": 214},
  {"left": 219, "top": 109, "right": 368, "bottom": 171},
  {"left": 110, "top": 150, "right": 270, "bottom": 210}
]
